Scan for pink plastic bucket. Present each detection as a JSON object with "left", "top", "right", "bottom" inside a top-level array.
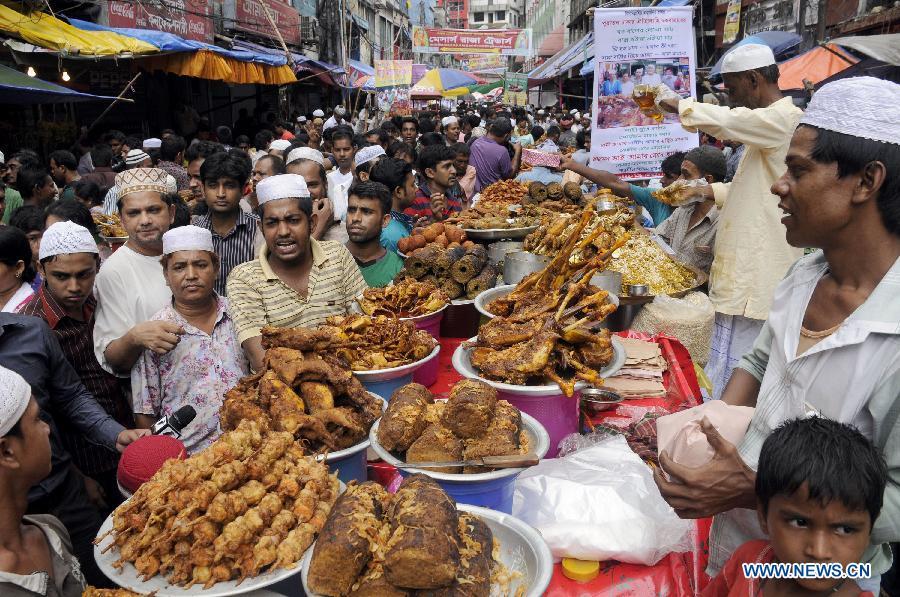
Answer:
[
  {"left": 497, "top": 389, "right": 580, "bottom": 457},
  {"left": 406, "top": 310, "right": 444, "bottom": 388}
]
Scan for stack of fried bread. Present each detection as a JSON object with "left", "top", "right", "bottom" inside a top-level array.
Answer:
[
  {"left": 602, "top": 337, "right": 667, "bottom": 399},
  {"left": 377, "top": 381, "right": 525, "bottom": 474},
  {"left": 307, "top": 475, "right": 497, "bottom": 596}
]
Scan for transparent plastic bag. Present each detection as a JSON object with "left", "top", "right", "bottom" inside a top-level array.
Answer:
[
  {"left": 632, "top": 292, "right": 714, "bottom": 366},
  {"left": 512, "top": 435, "right": 693, "bottom": 565}
]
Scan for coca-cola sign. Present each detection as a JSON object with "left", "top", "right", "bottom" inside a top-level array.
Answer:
[
  {"left": 226, "top": 0, "right": 301, "bottom": 45},
  {"left": 107, "top": 0, "right": 213, "bottom": 43}
]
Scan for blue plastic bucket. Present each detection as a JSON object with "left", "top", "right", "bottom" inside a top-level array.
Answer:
[
  {"left": 354, "top": 345, "right": 441, "bottom": 401},
  {"left": 323, "top": 393, "right": 386, "bottom": 484},
  {"left": 395, "top": 467, "right": 518, "bottom": 513}
]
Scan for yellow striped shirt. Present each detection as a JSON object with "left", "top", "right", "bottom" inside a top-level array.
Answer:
[{"left": 226, "top": 238, "right": 367, "bottom": 344}]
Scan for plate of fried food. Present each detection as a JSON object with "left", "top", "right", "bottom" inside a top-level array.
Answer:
[
  {"left": 356, "top": 277, "right": 449, "bottom": 321},
  {"left": 478, "top": 179, "right": 530, "bottom": 204},
  {"left": 260, "top": 315, "right": 439, "bottom": 381},
  {"left": 301, "top": 475, "right": 553, "bottom": 597},
  {"left": 93, "top": 213, "right": 128, "bottom": 242},
  {"left": 94, "top": 420, "right": 341, "bottom": 596}
]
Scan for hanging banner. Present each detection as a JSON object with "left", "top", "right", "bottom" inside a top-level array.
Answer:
[
  {"left": 107, "top": 0, "right": 213, "bottom": 43},
  {"left": 375, "top": 60, "right": 413, "bottom": 116},
  {"left": 723, "top": 0, "right": 742, "bottom": 44},
  {"left": 458, "top": 54, "right": 508, "bottom": 72},
  {"left": 590, "top": 7, "right": 698, "bottom": 179},
  {"left": 223, "top": 0, "right": 301, "bottom": 46},
  {"left": 503, "top": 71, "right": 528, "bottom": 106},
  {"left": 412, "top": 27, "right": 532, "bottom": 56}
]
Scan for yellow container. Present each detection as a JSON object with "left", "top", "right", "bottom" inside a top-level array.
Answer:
[{"left": 562, "top": 558, "right": 600, "bottom": 583}]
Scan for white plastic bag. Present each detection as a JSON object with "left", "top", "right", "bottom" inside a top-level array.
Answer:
[
  {"left": 632, "top": 291, "right": 714, "bottom": 366},
  {"left": 512, "top": 435, "right": 692, "bottom": 565}
]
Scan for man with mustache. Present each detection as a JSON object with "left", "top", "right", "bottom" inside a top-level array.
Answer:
[
  {"left": 132, "top": 225, "right": 248, "bottom": 454},
  {"left": 93, "top": 168, "right": 182, "bottom": 376}
]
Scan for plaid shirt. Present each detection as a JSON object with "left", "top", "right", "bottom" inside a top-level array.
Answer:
[
  {"left": 192, "top": 210, "right": 261, "bottom": 295},
  {"left": 18, "top": 290, "right": 132, "bottom": 475},
  {"left": 404, "top": 180, "right": 464, "bottom": 222}
]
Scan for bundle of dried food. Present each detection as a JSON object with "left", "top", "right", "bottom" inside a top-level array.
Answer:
[
  {"left": 524, "top": 205, "right": 634, "bottom": 265},
  {"left": 376, "top": 381, "right": 529, "bottom": 473},
  {"left": 92, "top": 213, "right": 127, "bottom": 237},
  {"left": 261, "top": 314, "right": 437, "bottom": 370},
  {"left": 545, "top": 182, "right": 563, "bottom": 201},
  {"left": 528, "top": 181, "right": 548, "bottom": 202},
  {"left": 357, "top": 278, "right": 448, "bottom": 318},
  {"left": 397, "top": 243, "right": 497, "bottom": 301},
  {"left": 563, "top": 181, "right": 583, "bottom": 202},
  {"left": 307, "top": 475, "right": 514, "bottom": 596},
  {"left": 95, "top": 420, "right": 340, "bottom": 589},
  {"left": 477, "top": 179, "right": 529, "bottom": 204},
  {"left": 396, "top": 222, "right": 468, "bottom": 254},
  {"left": 448, "top": 201, "right": 542, "bottom": 230},
  {"left": 608, "top": 233, "right": 698, "bottom": 295},
  {"left": 220, "top": 347, "right": 383, "bottom": 452}
]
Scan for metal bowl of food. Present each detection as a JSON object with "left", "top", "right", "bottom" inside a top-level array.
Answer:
[
  {"left": 353, "top": 344, "right": 441, "bottom": 399},
  {"left": 475, "top": 284, "right": 619, "bottom": 320},
  {"left": 503, "top": 251, "right": 550, "bottom": 285},
  {"left": 487, "top": 240, "right": 525, "bottom": 266},
  {"left": 300, "top": 503, "right": 554, "bottom": 597}
]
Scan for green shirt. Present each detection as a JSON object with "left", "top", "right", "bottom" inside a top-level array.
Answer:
[
  {"left": 59, "top": 185, "right": 77, "bottom": 202},
  {"left": 2, "top": 187, "right": 23, "bottom": 224},
  {"left": 629, "top": 184, "right": 673, "bottom": 227},
  {"left": 357, "top": 250, "right": 404, "bottom": 288}
]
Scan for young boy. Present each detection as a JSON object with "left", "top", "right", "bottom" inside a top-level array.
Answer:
[
  {"left": 0, "top": 365, "right": 88, "bottom": 596},
  {"left": 369, "top": 157, "right": 418, "bottom": 253},
  {"left": 703, "top": 416, "right": 887, "bottom": 596},
  {"left": 344, "top": 181, "right": 404, "bottom": 287}
]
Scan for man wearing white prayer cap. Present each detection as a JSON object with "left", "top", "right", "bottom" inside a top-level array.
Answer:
[
  {"left": 324, "top": 105, "right": 348, "bottom": 131},
  {"left": 441, "top": 115, "right": 461, "bottom": 144},
  {"left": 284, "top": 150, "right": 335, "bottom": 242},
  {"left": 655, "top": 44, "right": 804, "bottom": 402},
  {"left": 655, "top": 78, "right": 900, "bottom": 592},
  {"left": 227, "top": 174, "right": 367, "bottom": 371},
  {"left": 353, "top": 145, "right": 386, "bottom": 181},
  {"left": 312, "top": 109, "right": 325, "bottom": 118},
  {"left": 93, "top": 167, "right": 179, "bottom": 378},
  {"left": 142, "top": 137, "right": 162, "bottom": 150},
  {"left": 286, "top": 146, "right": 327, "bottom": 168},
  {"left": 19, "top": 221, "right": 135, "bottom": 509},
  {"left": 268, "top": 139, "right": 292, "bottom": 159},
  {"left": 132, "top": 225, "right": 248, "bottom": 454}
]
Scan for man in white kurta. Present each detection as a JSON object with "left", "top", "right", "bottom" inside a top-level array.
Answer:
[
  {"left": 658, "top": 44, "right": 804, "bottom": 400},
  {"left": 93, "top": 168, "right": 178, "bottom": 376}
]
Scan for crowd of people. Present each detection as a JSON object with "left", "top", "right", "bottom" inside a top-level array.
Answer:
[{"left": 0, "top": 39, "right": 898, "bottom": 596}]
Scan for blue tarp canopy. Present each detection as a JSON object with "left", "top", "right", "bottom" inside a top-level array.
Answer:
[
  {"left": 67, "top": 18, "right": 287, "bottom": 65},
  {"left": 709, "top": 30, "right": 803, "bottom": 77},
  {"left": 0, "top": 63, "right": 117, "bottom": 103}
]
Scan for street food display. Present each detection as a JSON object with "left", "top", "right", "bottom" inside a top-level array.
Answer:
[
  {"left": 357, "top": 278, "right": 449, "bottom": 318},
  {"left": 307, "top": 475, "right": 514, "bottom": 596},
  {"left": 478, "top": 179, "right": 529, "bottom": 204},
  {"left": 221, "top": 346, "right": 383, "bottom": 452},
  {"left": 399, "top": 243, "right": 498, "bottom": 300},
  {"left": 83, "top": 589, "right": 144, "bottom": 596},
  {"left": 450, "top": 201, "right": 543, "bottom": 230},
  {"left": 465, "top": 207, "right": 625, "bottom": 395},
  {"left": 609, "top": 233, "right": 698, "bottom": 296},
  {"left": 261, "top": 315, "right": 437, "bottom": 371},
  {"left": 376, "top": 381, "right": 529, "bottom": 474},
  {"left": 92, "top": 213, "right": 127, "bottom": 238},
  {"left": 524, "top": 204, "right": 633, "bottom": 266},
  {"left": 96, "top": 420, "right": 339, "bottom": 588},
  {"left": 396, "top": 222, "right": 469, "bottom": 254}
]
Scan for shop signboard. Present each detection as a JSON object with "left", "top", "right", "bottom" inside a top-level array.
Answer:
[
  {"left": 224, "top": 0, "right": 301, "bottom": 45},
  {"left": 412, "top": 27, "right": 532, "bottom": 56},
  {"left": 375, "top": 60, "right": 413, "bottom": 116},
  {"left": 107, "top": 0, "right": 214, "bottom": 43}
]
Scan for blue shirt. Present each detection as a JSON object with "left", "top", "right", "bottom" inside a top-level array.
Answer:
[
  {"left": 381, "top": 211, "right": 414, "bottom": 253},
  {"left": 629, "top": 184, "right": 673, "bottom": 227},
  {"left": 602, "top": 80, "right": 622, "bottom": 96}
]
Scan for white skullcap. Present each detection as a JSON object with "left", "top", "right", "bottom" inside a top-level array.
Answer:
[
  {"left": 39, "top": 221, "right": 99, "bottom": 260},
  {"left": 721, "top": 44, "right": 776, "bottom": 74},
  {"left": 286, "top": 147, "right": 327, "bottom": 167},
  {"left": 116, "top": 168, "right": 168, "bottom": 199},
  {"left": 125, "top": 149, "right": 151, "bottom": 166},
  {"left": 354, "top": 145, "right": 385, "bottom": 168},
  {"left": 165, "top": 174, "right": 177, "bottom": 194},
  {"left": 162, "top": 225, "right": 214, "bottom": 255},
  {"left": 297, "top": 116, "right": 307, "bottom": 123},
  {"left": 335, "top": 106, "right": 347, "bottom": 116},
  {"left": 800, "top": 77, "right": 900, "bottom": 146},
  {"left": 143, "top": 137, "right": 162, "bottom": 149},
  {"left": 312, "top": 109, "right": 325, "bottom": 117},
  {"left": 269, "top": 139, "right": 291, "bottom": 151},
  {"left": 0, "top": 366, "right": 31, "bottom": 437},
  {"left": 441, "top": 115, "right": 458, "bottom": 127},
  {"left": 537, "top": 109, "right": 545, "bottom": 115},
  {"left": 569, "top": 108, "right": 579, "bottom": 114},
  {"left": 256, "top": 174, "right": 310, "bottom": 205},
  {"left": 0, "top": 150, "right": 5, "bottom": 163}
]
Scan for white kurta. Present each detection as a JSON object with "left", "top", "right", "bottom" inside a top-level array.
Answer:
[{"left": 93, "top": 245, "right": 171, "bottom": 375}]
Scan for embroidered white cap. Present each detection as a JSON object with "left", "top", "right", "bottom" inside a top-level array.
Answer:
[
  {"left": 142, "top": 138, "right": 162, "bottom": 149},
  {"left": 721, "top": 44, "right": 776, "bottom": 74},
  {"left": 312, "top": 109, "right": 325, "bottom": 118},
  {"left": 256, "top": 174, "right": 310, "bottom": 205},
  {"left": 162, "top": 224, "right": 214, "bottom": 255},
  {"left": 0, "top": 366, "right": 31, "bottom": 437},
  {"left": 39, "top": 221, "right": 98, "bottom": 260},
  {"left": 800, "top": 77, "right": 900, "bottom": 146},
  {"left": 286, "top": 146, "right": 327, "bottom": 167},
  {"left": 354, "top": 145, "right": 385, "bottom": 168},
  {"left": 441, "top": 115, "right": 458, "bottom": 127},
  {"left": 269, "top": 139, "right": 292, "bottom": 151}
]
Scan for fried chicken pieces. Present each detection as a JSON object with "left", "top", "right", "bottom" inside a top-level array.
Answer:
[
  {"left": 96, "top": 420, "right": 340, "bottom": 589},
  {"left": 357, "top": 278, "right": 449, "bottom": 318},
  {"left": 261, "top": 314, "right": 437, "bottom": 371},
  {"left": 308, "top": 475, "right": 502, "bottom": 597},
  {"left": 470, "top": 205, "right": 624, "bottom": 395},
  {"left": 221, "top": 346, "right": 382, "bottom": 453}
]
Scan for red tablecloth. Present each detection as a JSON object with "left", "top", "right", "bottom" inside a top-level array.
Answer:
[{"left": 373, "top": 332, "right": 713, "bottom": 596}]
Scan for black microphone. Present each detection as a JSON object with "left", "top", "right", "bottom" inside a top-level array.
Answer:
[{"left": 151, "top": 405, "right": 197, "bottom": 438}]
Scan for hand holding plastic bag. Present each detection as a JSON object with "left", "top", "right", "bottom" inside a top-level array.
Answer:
[{"left": 512, "top": 435, "right": 692, "bottom": 565}]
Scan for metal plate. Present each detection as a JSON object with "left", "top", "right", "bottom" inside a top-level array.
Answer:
[
  {"left": 351, "top": 344, "right": 441, "bottom": 383},
  {"left": 474, "top": 284, "right": 620, "bottom": 320}
]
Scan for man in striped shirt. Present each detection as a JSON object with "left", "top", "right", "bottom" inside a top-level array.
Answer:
[
  {"left": 405, "top": 145, "right": 463, "bottom": 223},
  {"left": 192, "top": 151, "right": 261, "bottom": 295},
  {"left": 227, "top": 174, "right": 367, "bottom": 371}
]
